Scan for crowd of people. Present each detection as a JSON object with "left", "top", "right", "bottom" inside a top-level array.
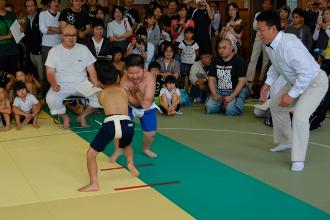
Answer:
[{"left": 1, "top": 0, "right": 330, "bottom": 186}]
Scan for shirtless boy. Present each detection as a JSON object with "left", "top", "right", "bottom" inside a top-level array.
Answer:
[{"left": 78, "top": 60, "right": 139, "bottom": 192}]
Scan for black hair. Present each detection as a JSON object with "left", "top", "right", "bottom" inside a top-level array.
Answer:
[
  {"left": 280, "top": 5, "right": 291, "bottom": 15},
  {"left": 24, "top": 0, "right": 38, "bottom": 7},
  {"left": 226, "top": 3, "right": 240, "bottom": 22},
  {"left": 184, "top": 26, "right": 194, "bottom": 34},
  {"left": 162, "top": 41, "right": 175, "bottom": 58},
  {"left": 165, "top": 75, "right": 176, "bottom": 84},
  {"left": 94, "top": 59, "right": 120, "bottom": 85},
  {"left": 136, "top": 27, "right": 148, "bottom": 37},
  {"left": 291, "top": 8, "right": 305, "bottom": 18},
  {"left": 256, "top": 10, "right": 281, "bottom": 31},
  {"left": 111, "top": 5, "right": 124, "bottom": 20},
  {"left": 177, "top": 3, "right": 187, "bottom": 12},
  {"left": 96, "top": 6, "right": 107, "bottom": 16},
  {"left": 125, "top": 54, "right": 145, "bottom": 69},
  {"left": 112, "top": 46, "right": 123, "bottom": 55},
  {"left": 168, "top": 0, "right": 178, "bottom": 6},
  {"left": 13, "top": 81, "right": 27, "bottom": 93},
  {"left": 199, "top": 49, "right": 212, "bottom": 56},
  {"left": 148, "top": 61, "right": 161, "bottom": 71},
  {"left": 45, "top": 0, "right": 61, "bottom": 5},
  {"left": 262, "top": 0, "right": 273, "bottom": 4},
  {"left": 92, "top": 18, "right": 104, "bottom": 29}
]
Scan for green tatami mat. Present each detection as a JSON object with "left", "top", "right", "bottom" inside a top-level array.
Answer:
[{"left": 74, "top": 113, "right": 330, "bottom": 220}]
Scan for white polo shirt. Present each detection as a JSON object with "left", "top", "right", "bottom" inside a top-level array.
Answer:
[
  {"left": 45, "top": 43, "right": 96, "bottom": 84},
  {"left": 13, "top": 93, "right": 39, "bottom": 113}
]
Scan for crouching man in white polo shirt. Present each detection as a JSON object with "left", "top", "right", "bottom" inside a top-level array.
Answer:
[{"left": 45, "top": 25, "right": 100, "bottom": 128}]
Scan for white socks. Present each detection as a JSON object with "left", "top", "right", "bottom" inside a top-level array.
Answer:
[
  {"left": 270, "top": 144, "right": 292, "bottom": 152},
  {"left": 291, "top": 161, "right": 304, "bottom": 172}
]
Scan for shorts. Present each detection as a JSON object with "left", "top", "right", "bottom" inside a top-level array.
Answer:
[
  {"left": 129, "top": 106, "right": 157, "bottom": 132},
  {"left": 90, "top": 115, "right": 134, "bottom": 152}
]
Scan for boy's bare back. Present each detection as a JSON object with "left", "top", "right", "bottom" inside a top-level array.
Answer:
[{"left": 97, "top": 86, "right": 128, "bottom": 115}]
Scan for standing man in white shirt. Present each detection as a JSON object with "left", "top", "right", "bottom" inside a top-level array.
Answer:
[
  {"left": 257, "top": 11, "right": 329, "bottom": 172},
  {"left": 39, "top": 0, "right": 61, "bottom": 97}
]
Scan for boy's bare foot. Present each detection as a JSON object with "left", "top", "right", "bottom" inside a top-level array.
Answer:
[
  {"left": 109, "top": 149, "right": 123, "bottom": 163},
  {"left": 16, "top": 125, "right": 22, "bottom": 130},
  {"left": 127, "top": 164, "right": 140, "bottom": 177},
  {"left": 78, "top": 183, "right": 99, "bottom": 192},
  {"left": 143, "top": 149, "right": 157, "bottom": 158},
  {"left": 77, "top": 116, "right": 87, "bottom": 127},
  {"left": 32, "top": 123, "right": 40, "bottom": 129},
  {"left": 61, "top": 116, "right": 70, "bottom": 129}
]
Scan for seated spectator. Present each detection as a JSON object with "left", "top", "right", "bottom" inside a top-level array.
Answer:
[
  {"left": 285, "top": 8, "right": 313, "bottom": 52},
  {"left": 205, "top": 38, "right": 248, "bottom": 116},
  {"left": 156, "top": 42, "right": 180, "bottom": 80},
  {"left": 189, "top": 49, "right": 212, "bottom": 103},
  {"left": 85, "top": 18, "right": 112, "bottom": 57},
  {"left": 0, "top": 85, "right": 11, "bottom": 131},
  {"left": 112, "top": 47, "right": 125, "bottom": 74},
  {"left": 6, "top": 69, "right": 41, "bottom": 99},
  {"left": 148, "top": 61, "right": 162, "bottom": 97},
  {"left": 220, "top": 2, "right": 244, "bottom": 54},
  {"left": 107, "top": 5, "right": 133, "bottom": 53},
  {"left": 12, "top": 81, "right": 41, "bottom": 130},
  {"left": 95, "top": 7, "right": 109, "bottom": 38},
  {"left": 177, "top": 27, "right": 199, "bottom": 89},
  {"left": 159, "top": 75, "right": 181, "bottom": 115},
  {"left": 45, "top": 25, "right": 101, "bottom": 128},
  {"left": 126, "top": 27, "right": 155, "bottom": 69}
]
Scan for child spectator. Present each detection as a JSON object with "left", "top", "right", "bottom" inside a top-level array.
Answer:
[
  {"left": 148, "top": 61, "right": 162, "bottom": 97},
  {"left": 170, "top": 3, "right": 194, "bottom": 47},
  {"left": 12, "top": 81, "right": 41, "bottom": 130},
  {"left": 159, "top": 75, "right": 181, "bottom": 115},
  {"left": 189, "top": 49, "right": 212, "bottom": 103},
  {"left": 0, "top": 86, "right": 11, "bottom": 131},
  {"left": 78, "top": 60, "right": 139, "bottom": 192},
  {"left": 178, "top": 27, "right": 199, "bottom": 89},
  {"left": 112, "top": 47, "right": 125, "bottom": 74},
  {"left": 285, "top": 8, "right": 313, "bottom": 52},
  {"left": 7, "top": 70, "right": 41, "bottom": 98}
]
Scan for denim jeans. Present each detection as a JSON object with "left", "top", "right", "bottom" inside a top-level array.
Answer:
[{"left": 205, "top": 87, "right": 249, "bottom": 116}]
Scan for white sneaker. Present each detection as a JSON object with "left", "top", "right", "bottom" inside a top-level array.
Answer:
[
  {"left": 291, "top": 161, "right": 304, "bottom": 172},
  {"left": 270, "top": 144, "right": 292, "bottom": 152}
]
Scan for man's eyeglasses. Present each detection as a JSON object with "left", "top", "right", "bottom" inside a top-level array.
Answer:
[{"left": 63, "top": 34, "right": 78, "bottom": 37}]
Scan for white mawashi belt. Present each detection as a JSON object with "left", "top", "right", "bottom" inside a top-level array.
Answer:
[{"left": 103, "top": 115, "right": 131, "bottom": 138}]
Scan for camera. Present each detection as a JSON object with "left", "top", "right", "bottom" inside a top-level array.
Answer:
[{"left": 136, "top": 35, "right": 144, "bottom": 44}]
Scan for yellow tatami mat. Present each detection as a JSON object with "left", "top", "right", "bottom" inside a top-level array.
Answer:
[{"left": 0, "top": 113, "right": 193, "bottom": 220}]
